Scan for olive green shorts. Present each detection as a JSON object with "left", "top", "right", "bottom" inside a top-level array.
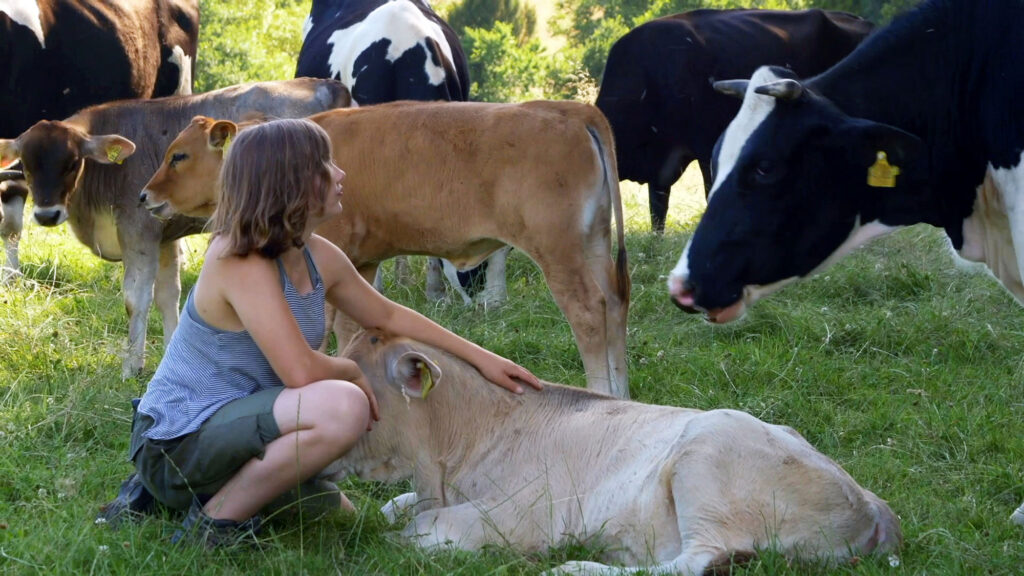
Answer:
[{"left": 131, "top": 387, "right": 283, "bottom": 510}]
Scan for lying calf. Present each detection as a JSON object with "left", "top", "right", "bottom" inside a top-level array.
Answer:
[{"left": 330, "top": 331, "right": 901, "bottom": 574}]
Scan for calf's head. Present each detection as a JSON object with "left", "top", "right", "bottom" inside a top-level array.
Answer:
[
  {"left": 140, "top": 116, "right": 237, "bottom": 219},
  {"left": 668, "top": 66, "right": 922, "bottom": 323},
  {"left": 0, "top": 121, "right": 135, "bottom": 226},
  {"left": 329, "top": 330, "right": 445, "bottom": 483}
]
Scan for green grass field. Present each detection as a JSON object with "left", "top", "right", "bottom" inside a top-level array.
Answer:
[{"left": 1, "top": 167, "right": 1023, "bottom": 574}]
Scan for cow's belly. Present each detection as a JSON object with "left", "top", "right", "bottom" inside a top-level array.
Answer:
[
  {"left": 69, "top": 210, "right": 123, "bottom": 261},
  {"left": 957, "top": 166, "right": 1024, "bottom": 302}
]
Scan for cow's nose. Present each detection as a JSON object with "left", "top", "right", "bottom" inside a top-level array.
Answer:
[
  {"left": 670, "top": 279, "right": 702, "bottom": 314},
  {"left": 139, "top": 191, "right": 148, "bottom": 204},
  {"left": 34, "top": 208, "right": 63, "bottom": 226}
]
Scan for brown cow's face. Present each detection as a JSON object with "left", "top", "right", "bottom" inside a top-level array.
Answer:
[
  {"left": 0, "top": 120, "right": 135, "bottom": 227},
  {"left": 140, "top": 116, "right": 232, "bottom": 219}
]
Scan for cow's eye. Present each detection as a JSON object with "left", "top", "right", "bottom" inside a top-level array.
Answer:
[
  {"left": 369, "top": 335, "right": 380, "bottom": 344},
  {"left": 749, "top": 159, "right": 783, "bottom": 185},
  {"left": 170, "top": 152, "right": 188, "bottom": 167},
  {"left": 755, "top": 160, "right": 775, "bottom": 177}
]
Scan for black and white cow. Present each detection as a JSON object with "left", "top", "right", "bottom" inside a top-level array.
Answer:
[
  {"left": 595, "top": 8, "right": 873, "bottom": 231},
  {"left": 295, "top": 0, "right": 497, "bottom": 304},
  {"left": 0, "top": 0, "right": 199, "bottom": 276},
  {"left": 666, "top": 0, "right": 1024, "bottom": 522}
]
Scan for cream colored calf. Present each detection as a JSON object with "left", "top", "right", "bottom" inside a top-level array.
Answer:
[
  {"left": 328, "top": 331, "right": 902, "bottom": 575},
  {"left": 141, "top": 101, "right": 631, "bottom": 398}
]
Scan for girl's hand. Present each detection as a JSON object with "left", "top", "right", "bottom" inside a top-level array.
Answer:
[{"left": 478, "top": 353, "right": 542, "bottom": 394}]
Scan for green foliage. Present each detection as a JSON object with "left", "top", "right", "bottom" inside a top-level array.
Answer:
[
  {"left": 447, "top": 0, "right": 537, "bottom": 43},
  {"left": 463, "top": 22, "right": 549, "bottom": 102},
  {"left": 195, "top": 0, "right": 310, "bottom": 92}
]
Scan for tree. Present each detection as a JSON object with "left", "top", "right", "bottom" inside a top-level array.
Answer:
[
  {"left": 447, "top": 0, "right": 537, "bottom": 43},
  {"left": 196, "top": 0, "right": 309, "bottom": 92}
]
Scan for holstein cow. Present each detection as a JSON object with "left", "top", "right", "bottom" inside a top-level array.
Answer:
[
  {"left": 140, "top": 100, "right": 632, "bottom": 398},
  {"left": 0, "top": 0, "right": 199, "bottom": 276},
  {"left": 0, "top": 78, "right": 351, "bottom": 378},
  {"left": 296, "top": 0, "right": 493, "bottom": 304},
  {"left": 665, "top": 0, "right": 1024, "bottom": 522},
  {"left": 595, "top": 8, "right": 873, "bottom": 231},
  {"left": 323, "top": 330, "right": 901, "bottom": 574}
]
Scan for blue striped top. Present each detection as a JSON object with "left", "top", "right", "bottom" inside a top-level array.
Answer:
[{"left": 132, "top": 247, "right": 326, "bottom": 452}]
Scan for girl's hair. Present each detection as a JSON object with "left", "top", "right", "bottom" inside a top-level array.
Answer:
[{"left": 211, "top": 118, "right": 335, "bottom": 259}]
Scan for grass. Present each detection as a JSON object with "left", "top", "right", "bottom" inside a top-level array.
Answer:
[{"left": 2, "top": 166, "right": 1024, "bottom": 574}]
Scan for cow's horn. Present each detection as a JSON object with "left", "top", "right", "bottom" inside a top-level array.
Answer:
[
  {"left": 0, "top": 170, "right": 24, "bottom": 183},
  {"left": 712, "top": 79, "right": 749, "bottom": 99},
  {"left": 754, "top": 79, "right": 803, "bottom": 100}
]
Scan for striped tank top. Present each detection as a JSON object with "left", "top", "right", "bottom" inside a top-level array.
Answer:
[{"left": 132, "top": 247, "right": 326, "bottom": 449}]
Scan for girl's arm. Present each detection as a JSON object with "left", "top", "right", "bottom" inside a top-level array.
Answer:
[{"left": 312, "top": 236, "right": 541, "bottom": 394}]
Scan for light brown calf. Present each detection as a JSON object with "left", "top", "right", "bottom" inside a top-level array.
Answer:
[{"left": 141, "top": 100, "right": 631, "bottom": 398}]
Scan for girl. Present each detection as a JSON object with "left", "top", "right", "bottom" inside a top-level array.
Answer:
[{"left": 111, "top": 118, "right": 539, "bottom": 546}]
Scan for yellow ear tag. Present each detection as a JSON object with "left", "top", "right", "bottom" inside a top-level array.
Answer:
[
  {"left": 418, "top": 360, "right": 434, "bottom": 398},
  {"left": 107, "top": 145, "right": 124, "bottom": 164},
  {"left": 867, "top": 151, "right": 900, "bottom": 188},
  {"left": 221, "top": 133, "right": 232, "bottom": 153}
]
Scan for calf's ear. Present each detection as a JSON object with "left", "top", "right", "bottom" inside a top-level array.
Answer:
[
  {"left": 386, "top": 351, "right": 443, "bottom": 400},
  {"left": 846, "top": 119, "right": 923, "bottom": 170},
  {"left": 209, "top": 121, "right": 238, "bottom": 152},
  {"left": 0, "top": 139, "right": 21, "bottom": 169},
  {"left": 83, "top": 135, "right": 137, "bottom": 165}
]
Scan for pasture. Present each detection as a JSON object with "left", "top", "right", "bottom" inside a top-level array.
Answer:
[{"left": 1, "top": 167, "right": 1023, "bottom": 574}]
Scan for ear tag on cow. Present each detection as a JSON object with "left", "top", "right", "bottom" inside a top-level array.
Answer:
[
  {"left": 107, "top": 145, "right": 124, "bottom": 164},
  {"left": 867, "top": 151, "right": 899, "bottom": 188},
  {"left": 221, "top": 134, "right": 233, "bottom": 153},
  {"left": 417, "top": 360, "right": 434, "bottom": 398}
]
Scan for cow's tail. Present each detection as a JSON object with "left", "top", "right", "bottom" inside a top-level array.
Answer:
[{"left": 586, "top": 119, "right": 631, "bottom": 305}]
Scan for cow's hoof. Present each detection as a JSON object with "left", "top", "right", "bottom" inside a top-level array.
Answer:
[
  {"left": 1010, "top": 503, "right": 1024, "bottom": 526},
  {"left": 541, "top": 561, "right": 612, "bottom": 575},
  {"left": 121, "top": 358, "right": 143, "bottom": 380}
]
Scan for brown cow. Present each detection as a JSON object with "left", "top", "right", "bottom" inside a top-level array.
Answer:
[
  {"left": 141, "top": 101, "right": 631, "bottom": 398},
  {"left": 0, "top": 78, "right": 351, "bottom": 378}
]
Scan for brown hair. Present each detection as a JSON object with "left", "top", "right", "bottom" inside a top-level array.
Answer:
[{"left": 211, "top": 118, "right": 334, "bottom": 259}]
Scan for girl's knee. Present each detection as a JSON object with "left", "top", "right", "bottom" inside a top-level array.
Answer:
[{"left": 309, "top": 379, "right": 370, "bottom": 432}]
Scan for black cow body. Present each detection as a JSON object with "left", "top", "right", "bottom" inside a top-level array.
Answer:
[
  {"left": 596, "top": 9, "right": 873, "bottom": 231},
  {"left": 296, "top": 0, "right": 493, "bottom": 304}
]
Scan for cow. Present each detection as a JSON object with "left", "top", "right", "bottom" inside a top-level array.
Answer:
[
  {"left": 0, "top": 0, "right": 200, "bottom": 276},
  {"left": 321, "top": 330, "right": 901, "bottom": 574},
  {"left": 0, "top": 78, "right": 352, "bottom": 378},
  {"left": 139, "top": 100, "right": 632, "bottom": 398},
  {"left": 595, "top": 8, "right": 873, "bottom": 232},
  {"left": 296, "top": 0, "right": 493, "bottom": 305},
  {"left": 664, "top": 0, "right": 1024, "bottom": 523},
  {"left": 0, "top": 174, "right": 28, "bottom": 280}
]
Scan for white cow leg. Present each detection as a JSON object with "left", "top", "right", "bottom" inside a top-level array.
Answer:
[
  {"left": 0, "top": 193, "right": 24, "bottom": 282},
  {"left": 1012, "top": 503, "right": 1024, "bottom": 526},
  {"left": 154, "top": 240, "right": 183, "bottom": 343},
  {"left": 439, "top": 258, "right": 472, "bottom": 305},
  {"left": 380, "top": 492, "right": 420, "bottom": 524},
  {"left": 121, "top": 247, "right": 159, "bottom": 379},
  {"left": 400, "top": 502, "right": 493, "bottom": 551},
  {"left": 545, "top": 548, "right": 720, "bottom": 576},
  {"left": 991, "top": 160, "right": 1024, "bottom": 304},
  {"left": 425, "top": 257, "right": 447, "bottom": 302},
  {"left": 393, "top": 255, "right": 411, "bottom": 286},
  {"left": 479, "top": 246, "right": 511, "bottom": 308}
]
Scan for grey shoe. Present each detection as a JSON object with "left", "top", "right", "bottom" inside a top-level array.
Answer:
[
  {"left": 264, "top": 478, "right": 346, "bottom": 519},
  {"left": 95, "top": 473, "right": 157, "bottom": 529},
  {"left": 171, "top": 499, "right": 262, "bottom": 548}
]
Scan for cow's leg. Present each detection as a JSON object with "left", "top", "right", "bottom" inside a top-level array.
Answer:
[
  {"left": 697, "top": 158, "right": 713, "bottom": 198},
  {"left": 648, "top": 184, "right": 671, "bottom": 234},
  {"left": 532, "top": 249, "right": 629, "bottom": 398},
  {"left": 0, "top": 190, "right": 25, "bottom": 281},
  {"left": 381, "top": 492, "right": 420, "bottom": 524},
  {"left": 439, "top": 259, "right": 472, "bottom": 305},
  {"left": 120, "top": 244, "right": 160, "bottom": 379},
  {"left": 399, "top": 502, "right": 496, "bottom": 551},
  {"left": 394, "top": 255, "right": 411, "bottom": 286},
  {"left": 154, "top": 240, "right": 182, "bottom": 344},
  {"left": 544, "top": 556, "right": 716, "bottom": 576},
  {"left": 479, "top": 246, "right": 511, "bottom": 308},
  {"left": 426, "top": 257, "right": 448, "bottom": 302}
]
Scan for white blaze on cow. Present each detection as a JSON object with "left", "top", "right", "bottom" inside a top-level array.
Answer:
[
  {"left": 326, "top": 331, "right": 902, "bottom": 575},
  {"left": 142, "top": 100, "right": 632, "bottom": 398}
]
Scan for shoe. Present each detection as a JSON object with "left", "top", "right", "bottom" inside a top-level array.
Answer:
[
  {"left": 263, "top": 478, "right": 349, "bottom": 518},
  {"left": 95, "top": 473, "right": 157, "bottom": 528},
  {"left": 171, "top": 499, "right": 262, "bottom": 548}
]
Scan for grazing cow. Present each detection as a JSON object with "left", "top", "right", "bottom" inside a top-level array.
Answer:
[
  {"left": 595, "top": 8, "right": 873, "bottom": 231},
  {"left": 297, "top": 0, "right": 491, "bottom": 304},
  {"left": 0, "top": 0, "right": 200, "bottom": 276},
  {"left": 324, "top": 330, "right": 901, "bottom": 574},
  {"left": 140, "top": 100, "right": 632, "bottom": 398},
  {"left": 0, "top": 79, "right": 351, "bottom": 378},
  {"left": 663, "top": 0, "right": 1024, "bottom": 523}
]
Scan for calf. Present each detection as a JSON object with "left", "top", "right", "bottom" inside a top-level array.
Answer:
[
  {"left": 0, "top": 0, "right": 199, "bottom": 276},
  {"left": 595, "top": 8, "right": 872, "bottom": 231},
  {"left": 327, "top": 330, "right": 901, "bottom": 574},
  {"left": 140, "top": 100, "right": 631, "bottom": 398},
  {"left": 0, "top": 78, "right": 351, "bottom": 378},
  {"left": 297, "top": 0, "right": 490, "bottom": 304},
  {"left": 0, "top": 173, "right": 28, "bottom": 280}
]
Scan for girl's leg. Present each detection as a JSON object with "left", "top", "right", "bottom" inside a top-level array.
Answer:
[{"left": 202, "top": 379, "right": 370, "bottom": 521}]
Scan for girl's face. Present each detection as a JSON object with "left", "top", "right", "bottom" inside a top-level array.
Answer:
[{"left": 317, "top": 161, "right": 345, "bottom": 222}]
